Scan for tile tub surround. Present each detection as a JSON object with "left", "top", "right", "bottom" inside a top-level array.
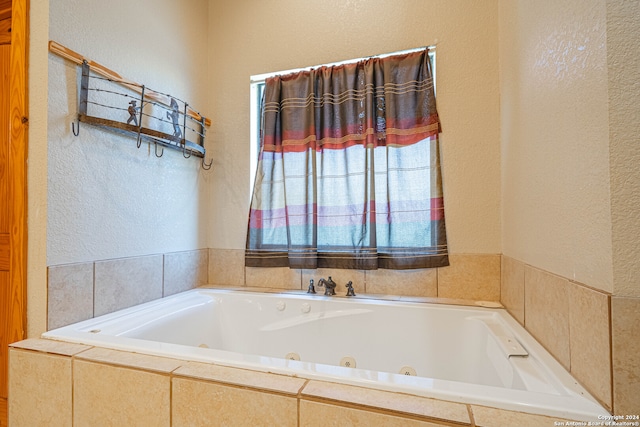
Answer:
[
  {"left": 500, "top": 256, "right": 619, "bottom": 413},
  {"left": 47, "top": 249, "right": 209, "bottom": 330},
  {"left": 10, "top": 339, "right": 597, "bottom": 426},
  {"left": 47, "top": 262, "right": 94, "bottom": 330},
  {"left": 94, "top": 254, "right": 164, "bottom": 317},
  {"left": 209, "top": 248, "right": 501, "bottom": 301},
  {"left": 611, "top": 296, "right": 640, "bottom": 415},
  {"left": 524, "top": 266, "right": 572, "bottom": 370},
  {"left": 163, "top": 249, "right": 209, "bottom": 296},
  {"left": 48, "top": 250, "right": 500, "bottom": 331}
]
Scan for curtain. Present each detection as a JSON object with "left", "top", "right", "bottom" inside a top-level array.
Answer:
[{"left": 246, "top": 49, "right": 448, "bottom": 270}]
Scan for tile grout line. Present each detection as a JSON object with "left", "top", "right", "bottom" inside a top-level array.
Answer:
[
  {"left": 92, "top": 262, "right": 96, "bottom": 321},
  {"left": 466, "top": 404, "right": 476, "bottom": 427},
  {"left": 608, "top": 295, "right": 614, "bottom": 413}
]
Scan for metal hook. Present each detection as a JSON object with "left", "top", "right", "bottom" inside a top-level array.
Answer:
[
  {"left": 201, "top": 156, "right": 213, "bottom": 170},
  {"left": 72, "top": 117, "right": 80, "bottom": 136},
  {"left": 154, "top": 142, "right": 164, "bottom": 158},
  {"left": 182, "top": 144, "right": 192, "bottom": 159}
]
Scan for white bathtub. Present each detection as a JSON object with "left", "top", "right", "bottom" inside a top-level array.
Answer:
[{"left": 43, "top": 288, "right": 608, "bottom": 420}]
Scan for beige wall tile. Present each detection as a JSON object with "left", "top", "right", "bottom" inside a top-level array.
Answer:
[
  {"left": 175, "top": 362, "right": 305, "bottom": 394},
  {"left": 301, "top": 381, "right": 469, "bottom": 424},
  {"left": 163, "top": 249, "right": 208, "bottom": 296},
  {"left": 365, "top": 268, "right": 437, "bottom": 297},
  {"left": 76, "top": 347, "right": 184, "bottom": 373},
  {"left": 302, "top": 269, "right": 365, "bottom": 296},
  {"left": 436, "top": 254, "right": 501, "bottom": 301},
  {"left": 611, "top": 296, "right": 640, "bottom": 414},
  {"left": 9, "top": 349, "right": 73, "bottom": 426},
  {"left": 208, "top": 248, "right": 245, "bottom": 286},
  {"left": 172, "top": 377, "right": 298, "bottom": 427},
  {"left": 10, "top": 338, "right": 91, "bottom": 357},
  {"left": 471, "top": 405, "right": 573, "bottom": 427},
  {"left": 501, "top": 255, "right": 525, "bottom": 324},
  {"left": 73, "top": 360, "right": 170, "bottom": 427},
  {"left": 47, "top": 262, "right": 94, "bottom": 330},
  {"left": 299, "top": 400, "right": 450, "bottom": 427},
  {"left": 246, "top": 266, "right": 302, "bottom": 290},
  {"left": 94, "top": 254, "right": 164, "bottom": 316},
  {"left": 568, "top": 282, "right": 612, "bottom": 410},
  {"left": 524, "top": 266, "right": 571, "bottom": 369}
]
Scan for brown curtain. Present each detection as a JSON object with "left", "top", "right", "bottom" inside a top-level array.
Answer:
[{"left": 246, "top": 49, "right": 448, "bottom": 270}]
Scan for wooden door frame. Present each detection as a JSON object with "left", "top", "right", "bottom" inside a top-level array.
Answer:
[
  {"left": 0, "top": 1, "right": 27, "bottom": 422},
  {"left": 2, "top": 0, "right": 28, "bottom": 397}
]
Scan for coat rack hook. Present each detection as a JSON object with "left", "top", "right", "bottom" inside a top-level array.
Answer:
[
  {"left": 201, "top": 156, "right": 213, "bottom": 170},
  {"left": 72, "top": 117, "right": 80, "bottom": 136},
  {"left": 155, "top": 142, "right": 164, "bottom": 158},
  {"left": 182, "top": 144, "right": 192, "bottom": 159}
]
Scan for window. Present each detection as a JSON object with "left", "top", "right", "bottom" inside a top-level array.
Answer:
[
  {"left": 250, "top": 48, "right": 436, "bottom": 196},
  {"left": 246, "top": 47, "right": 447, "bottom": 270}
]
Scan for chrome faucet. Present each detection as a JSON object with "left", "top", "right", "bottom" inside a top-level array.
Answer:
[
  {"left": 317, "top": 276, "right": 337, "bottom": 296},
  {"left": 345, "top": 281, "right": 356, "bottom": 296},
  {"left": 306, "top": 279, "right": 316, "bottom": 294}
]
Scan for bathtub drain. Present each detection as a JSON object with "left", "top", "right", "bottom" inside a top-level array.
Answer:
[{"left": 285, "top": 352, "right": 300, "bottom": 361}]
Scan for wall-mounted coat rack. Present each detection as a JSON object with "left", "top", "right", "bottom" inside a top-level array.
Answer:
[{"left": 49, "top": 40, "right": 213, "bottom": 170}]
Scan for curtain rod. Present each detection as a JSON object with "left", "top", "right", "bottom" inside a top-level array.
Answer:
[{"left": 250, "top": 45, "right": 436, "bottom": 83}]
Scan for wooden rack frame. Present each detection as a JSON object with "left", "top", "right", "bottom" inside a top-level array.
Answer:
[{"left": 49, "top": 40, "right": 212, "bottom": 169}]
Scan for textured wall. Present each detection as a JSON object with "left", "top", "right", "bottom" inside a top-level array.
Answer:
[
  {"left": 207, "top": 0, "right": 502, "bottom": 254},
  {"left": 28, "top": 0, "right": 49, "bottom": 337},
  {"left": 607, "top": 0, "right": 640, "bottom": 298},
  {"left": 47, "top": 0, "right": 211, "bottom": 266},
  {"left": 499, "top": 0, "right": 613, "bottom": 292}
]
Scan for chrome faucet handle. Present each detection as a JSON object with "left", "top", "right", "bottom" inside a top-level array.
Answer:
[
  {"left": 345, "top": 281, "right": 356, "bottom": 296},
  {"left": 307, "top": 279, "right": 316, "bottom": 294}
]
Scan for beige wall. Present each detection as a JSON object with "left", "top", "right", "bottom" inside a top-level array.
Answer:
[
  {"left": 30, "top": 0, "right": 640, "bottom": 339},
  {"left": 499, "top": 0, "right": 639, "bottom": 413},
  {"left": 30, "top": 0, "right": 210, "bottom": 336},
  {"left": 607, "top": 0, "right": 640, "bottom": 298},
  {"left": 499, "top": 0, "right": 614, "bottom": 293},
  {"left": 207, "top": 0, "right": 502, "bottom": 254},
  {"left": 28, "top": 0, "right": 49, "bottom": 337},
  {"left": 47, "top": 0, "right": 211, "bottom": 267}
]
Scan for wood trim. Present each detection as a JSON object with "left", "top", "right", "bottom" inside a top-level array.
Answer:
[
  {"left": 1, "top": 0, "right": 28, "bottom": 399},
  {"left": 0, "top": 0, "right": 10, "bottom": 21},
  {"left": 0, "top": 396, "right": 7, "bottom": 427},
  {"left": 0, "top": 235, "right": 9, "bottom": 270},
  {"left": 0, "top": 19, "right": 9, "bottom": 45},
  {"left": 0, "top": 44, "right": 8, "bottom": 232},
  {"left": 0, "top": 271, "right": 9, "bottom": 399},
  {"left": 49, "top": 40, "right": 211, "bottom": 127}
]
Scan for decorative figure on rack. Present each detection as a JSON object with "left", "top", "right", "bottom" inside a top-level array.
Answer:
[
  {"left": 167, "top": 97, "right": 182, "bottom": 140},
  {"left": 126, "top": 100, "right": 139, "bottom": 126}
]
